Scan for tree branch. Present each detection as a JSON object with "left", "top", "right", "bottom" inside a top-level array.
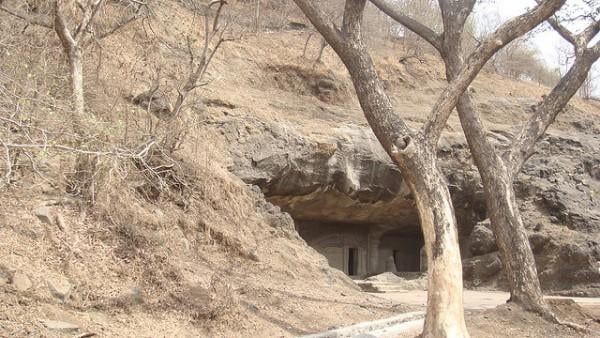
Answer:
[
  {"left": 0, "top": 4, "right": 52, "bottom": 28},
  {"left": 581, "top": 19, "right": 599, "bottom": 44},
  {"left": 421, "top": 0, "right": 566, "bottom": 143},
  {"left": 547, "top": 17, "right": 577, "bottom": 46},
  {"left": 438, "top": 0, "right": 477, "bottom": 36},
  {"left": 74, "top": 0, "right": 105, "bottom": 42},
  {"left": 291, "top": 0, "right": 345, "bottom": 49},
  {"left": 342, "top": 0, "right": 366, "bottom": 42},
  {"left": 507, "top": 39, "right": 600, "bottom": 174},
  {"left": 96, "top": 13, "right": 138, "bottom": 40},
  {"left": 54, "top": 0, "right": 77, "bottom": 50},
  {"left": 370, "top": 0, "right": 442, "bottom": 51}
]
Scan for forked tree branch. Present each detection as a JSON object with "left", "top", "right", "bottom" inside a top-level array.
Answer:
[
  {"left": 548, "top": 17, "right": 578, "bottom": 45},
  {"left": 438, "top": 0, "right": 477, "bottom": 39},
  {"left": 73, "top": 0, "right": 105, "bottom": 42},
  {"left": 2, "top": 0, "right": 141, "bottom": 45},
  {"left": 421, "top": 0, "right": 565, "bottom": 143},
  {"left": 171, "top": 0, "right": 230, "bottom": 116},
  {"left": 54, "top": 0, "right": 77, "bottom": 51}
]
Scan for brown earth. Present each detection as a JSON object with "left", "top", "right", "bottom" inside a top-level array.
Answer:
[{"left": 466, "top": 300, "right": 600, "bottom": 338}]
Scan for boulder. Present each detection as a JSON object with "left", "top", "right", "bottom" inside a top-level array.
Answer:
[
  {"left": 33, "top": 206, "right": 66, "bottom": 231},
  {"left": 557, "top": 243, "right": 600, "bottom": 284},
  {"left": 468, "top": 221, "right": 497, "bottom": 256},
  {"left": 462, "top": 252, "right": 502, "bottom": 286},
  {"left": 11, "top": 271, "right": 32, "bottom": 292},
  {"left": 0, "top": 266, "right": 9, "bottom": 287},
  {"left": 47, "top": 277, "right": 72, "bottom": 301},
  {"left": 33, "top": 206, "right": 54, "bottom": 226},
  {"left": 528, "top": 232, "right": 551, "bottom": 253}
]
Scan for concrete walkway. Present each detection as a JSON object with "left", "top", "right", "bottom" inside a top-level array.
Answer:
[
  {"left": 298, "top": 312, "right": 424, "bottom": 338},
  {"left": 373, "top": 290, "right": 600, "bottom": 310},
  {"left": 299, "top": 291, "right": 600, "bottom": 337}
]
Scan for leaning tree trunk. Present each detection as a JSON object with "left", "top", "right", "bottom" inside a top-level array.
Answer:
[
  {"left": 442, "top": 46, "right": 550, "bottom": 315},
  {"left": 341, "top": 46, "right": 469, "bottom": 338},
  {"left": 391, "top": 142, "right": 468, "bottom": 337}
]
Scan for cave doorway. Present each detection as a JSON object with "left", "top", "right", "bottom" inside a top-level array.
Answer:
[{"left": 347, "top": 247, "right": 359, "bottom": 276}]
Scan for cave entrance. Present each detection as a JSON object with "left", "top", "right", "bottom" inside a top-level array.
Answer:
[
  {"left": 296, "top": 222, "right": 427, "bottom": 277},
  {"left": 379, "top": 232, "right": 424, "bottom": 273}
]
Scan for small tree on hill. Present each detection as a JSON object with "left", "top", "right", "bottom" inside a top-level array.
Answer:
[{"left": 0, "top": 0, "right": 143, "bottom": 138}]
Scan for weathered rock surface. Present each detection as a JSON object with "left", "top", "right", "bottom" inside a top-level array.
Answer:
[
  {"left": 216, "top": 114, "right": 481, "bottom": 235},
  {"left": 516, "top": 131, "right": 600, "bottom": 233},
  {"left": 0, "top": 265, "right": 10, "bottom": 287},
  {"left": 47, "top": 277, "right": 72, "bottom": 302}
]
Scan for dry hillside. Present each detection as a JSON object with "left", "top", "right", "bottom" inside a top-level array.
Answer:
[{"left": 1, "top": 1, "right": 599, "bottom": 337}]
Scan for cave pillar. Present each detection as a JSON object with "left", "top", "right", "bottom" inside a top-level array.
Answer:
[{"left": 420, "top": 245, "right": 428, "bottom": 272}]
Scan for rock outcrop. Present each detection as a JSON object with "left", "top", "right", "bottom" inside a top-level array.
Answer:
[{"left": 213, "top": 110, "right": 600, "bottom": 293}]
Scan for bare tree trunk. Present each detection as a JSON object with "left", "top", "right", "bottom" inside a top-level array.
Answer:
[
  {"left": 68, "top": 46, "right": 86, "bottom": 137},
  {"left": 329, "top": 23, "right": 469, "bottom": 338},
  {"left": 398, "top": 146, "right": 467, "bottom": 337},
  {"left": 440, "top": 45, "right": 549, "bottom": 313},
  {"left": 454, "top": 93, "right": 548, "bottom": 310},
  {"left": 451, "top": 37, "right": 599, "bottom": 317},
  {"left": 255, "top": 0, "right": 260, "bottom": 32},
  {"left": 484, "top": 165, "right": 546, "bottom": 308}
]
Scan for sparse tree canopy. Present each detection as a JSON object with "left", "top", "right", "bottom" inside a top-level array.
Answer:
[
  {"left": 371, "top": 0, "right": 599, "bottom": 328},
  {"left": 293, "top": 0, "right": 567, "bottom": 336}
]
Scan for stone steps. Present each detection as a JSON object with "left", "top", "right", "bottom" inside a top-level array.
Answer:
[
  {"left": 355, "top": 272, "right": 428, "bottom": 293},
  {"left": 355, "top": 281, "right": 410, "bottom": 293}
]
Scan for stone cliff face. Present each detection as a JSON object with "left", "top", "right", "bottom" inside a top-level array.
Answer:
[{"left": 211, "top": 111, "right": 600, "bottom": 294}]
